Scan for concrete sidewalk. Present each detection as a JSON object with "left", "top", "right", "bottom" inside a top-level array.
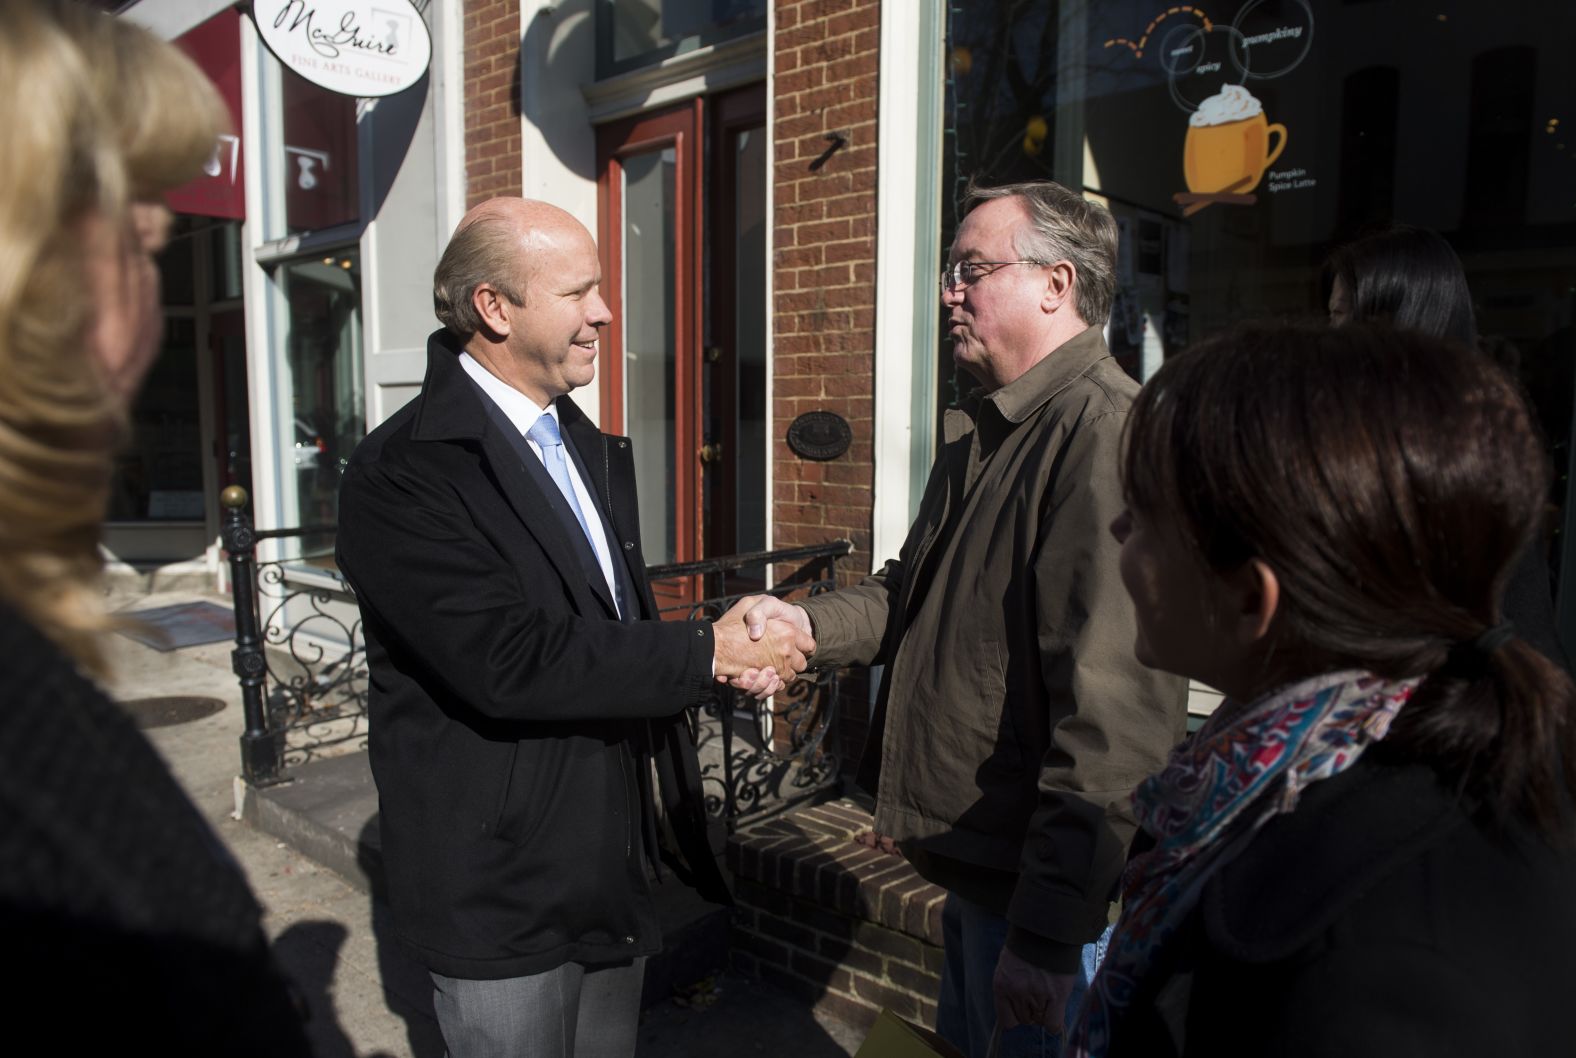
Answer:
[{"left": 101, "top": 584, "right": 863, "bottom": 1058}]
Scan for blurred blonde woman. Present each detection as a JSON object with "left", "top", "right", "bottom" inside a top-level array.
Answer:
[
  {"left": 0, "top": 0, "right": 223, "bottom": 670},
  {"left": 0, "top": 2, "right": 310, "bottom": 1050}
]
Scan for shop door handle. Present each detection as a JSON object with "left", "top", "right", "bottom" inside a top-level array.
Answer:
[{"left": 699, "top": 443, "right": 724, "bottom": 464}]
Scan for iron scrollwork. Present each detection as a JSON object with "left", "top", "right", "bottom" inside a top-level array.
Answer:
[
  {"left": 252, "top": 561, "right": 369, "bottom": 770},
  {"left": 646, "top": 541, "right": 854, "bottom": 827},
  {"left": 225, "top": 488, "right": 853, "bottom": 823}
]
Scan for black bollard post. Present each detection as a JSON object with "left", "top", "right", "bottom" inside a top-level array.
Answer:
[{"left": 221, "top": 486, "right": 283, "bottom": 786}]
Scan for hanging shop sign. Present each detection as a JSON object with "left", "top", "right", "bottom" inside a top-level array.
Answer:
[{"left": 250, "top": 0, "right": 431, "bottom": 98}]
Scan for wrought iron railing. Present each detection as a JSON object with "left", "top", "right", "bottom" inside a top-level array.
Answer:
[
  {"left": 221, "top": 486, "right": 359, "bottom": 785},
  {"left": 646, "top": 540, "right": 853, "bottom": 824},
  {"left": 221, "top": 487, "right": 853, "bottom": 825}
]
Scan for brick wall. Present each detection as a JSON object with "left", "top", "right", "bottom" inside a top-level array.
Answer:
[
  {"left": 462, "top": 0, "right": 522, "bottom": 207},
  {"left": 772, "top": 0, "right": 882, "bottom": 583},
  {"left": 728, "top": 800, "right": 946, "bottom": 1033}
]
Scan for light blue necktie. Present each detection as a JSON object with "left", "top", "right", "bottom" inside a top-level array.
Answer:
[{"left": 526, "top": 411, "right": 598, "bottom": 554}]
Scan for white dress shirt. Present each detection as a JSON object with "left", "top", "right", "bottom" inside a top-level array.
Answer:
[{"left": 458, "top": 352, "right": 622, "bottom": 616}]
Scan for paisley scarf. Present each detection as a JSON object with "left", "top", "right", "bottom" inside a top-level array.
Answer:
[{"left": 1064, "top": 669, "right": 1418, "bottom": 1057}]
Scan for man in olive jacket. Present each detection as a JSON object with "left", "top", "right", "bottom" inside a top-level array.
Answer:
[
  {"left": 737, "top": 182, "right": 1187, "bottom": 1057},
  {"left": 337, "top": 198, "right": 809, "bottom": 1058}
]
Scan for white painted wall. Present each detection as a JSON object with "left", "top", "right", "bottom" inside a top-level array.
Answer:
[{"left": 518, "top": 0, "right": 602, "bottom": 422}]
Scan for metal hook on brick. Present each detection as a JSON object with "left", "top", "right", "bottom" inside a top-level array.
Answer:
[{"left": 808, "top": 130, "right": 849, "bottom": 172}]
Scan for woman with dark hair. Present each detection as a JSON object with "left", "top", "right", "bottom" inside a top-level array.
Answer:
[
  {"left": 1065, "top": 323, "right": 1576, "bottom": 1057},
  {"left": 1322, "top": 224, "right": 1478, "bottom": 345},
  {"left": 1323, "top": 224, "right": 1568, "bottom": 670}
]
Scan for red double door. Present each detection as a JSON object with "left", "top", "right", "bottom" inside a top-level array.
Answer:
[{"left": 597, "top": 85, "right": 768, "bottom": 610}]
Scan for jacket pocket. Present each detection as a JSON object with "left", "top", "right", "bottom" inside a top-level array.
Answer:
[{"left": 492, "top": 739, "right": 567, "bottom": 846}]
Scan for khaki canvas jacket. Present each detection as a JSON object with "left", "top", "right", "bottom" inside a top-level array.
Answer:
[{"left": 799, "top": 326, "right": 1187, "bottom": 964}]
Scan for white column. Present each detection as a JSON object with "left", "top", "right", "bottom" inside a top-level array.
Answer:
[{"left": 871, "top": 0, "right": 943, "bottom": 562}]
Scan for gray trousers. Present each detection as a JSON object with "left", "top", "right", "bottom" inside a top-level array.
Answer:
[{"left": 430, "top": 958, "right": 647, "bottom": 1058}]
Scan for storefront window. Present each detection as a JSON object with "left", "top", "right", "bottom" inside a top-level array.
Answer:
[
  {"left": 110, "top": 317, "right": 204, "bottom": 522},
  {"left": 598, "top": 0, "right": 766, "bottom": 76},
  {"left": 109, "top": 216, "right": 245, "bottom": 528},
  {"left": 944, "top": 0, "right": 1576, "bottom": 591},
  {"left": 282, "top": 69, "right": 360, "bottom": 235},
  {"left": 276, "top": 251, "right": 364, "bottom": 559}
]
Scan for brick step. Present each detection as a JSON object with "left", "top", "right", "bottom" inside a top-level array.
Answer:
[{"left": 726, "top": 800, "right": 945, "bottom": 1034}]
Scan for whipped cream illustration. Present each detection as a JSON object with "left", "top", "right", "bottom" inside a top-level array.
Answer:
[{"left": 1189, "top": 84, "right": 1264, "bottom": 127}]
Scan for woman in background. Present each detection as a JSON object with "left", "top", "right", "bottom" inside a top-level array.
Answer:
[
  {"left": 1323, "top": 224, "right": 1478, "bottom": 343},
  {"left": 1323, "top": 224, "right": 1568, "bottom": 670},
  {"left": 1067, "top": 323, "right": 1576, "bottom": 1057},
  {"left": 0, "top": 2, "right": 309, "bottom": 1050}
]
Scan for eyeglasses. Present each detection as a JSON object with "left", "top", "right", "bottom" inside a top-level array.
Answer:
[{"left": 939, "top": 259, "right": 1041, "bottom": 292}]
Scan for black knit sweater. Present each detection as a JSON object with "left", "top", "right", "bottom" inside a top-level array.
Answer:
[{"left": 0, "top": 599, "right": 311, "bottom": 1054}]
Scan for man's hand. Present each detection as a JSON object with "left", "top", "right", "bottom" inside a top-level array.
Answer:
[
  {"left": 712, "top": 596, "right": 814, "bottom": 697},
  {"left": 993, "top": 945, "right": 1075, "bottom": 1034},
  {"left": 736, "top": 595, "right": 815, "bottom": 643},
  {"left": 717, "top": 596, "right": 815, "bottom": 698},
  {"left": 854, "top": 830, "right": 902, "bottom": 856}
]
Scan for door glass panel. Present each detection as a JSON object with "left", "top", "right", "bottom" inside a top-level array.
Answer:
[
  {"left": 109, "top": 316, "right": 204, "bottom": 521},
  {"left": 277, "top": 251, "right": 364, "bottom": 560},
  {"left": 621, "top": 148, "right": 678, "bottom": 563},
  {"left": 734, "top": 126, "right": 767, "bottom": 558}
]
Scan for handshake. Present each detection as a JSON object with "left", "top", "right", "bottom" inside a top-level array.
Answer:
[{"left": 712, "top": 595, "right": 816, "bottom": 699}]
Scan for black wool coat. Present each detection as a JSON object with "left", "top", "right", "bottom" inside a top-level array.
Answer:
[
  {"left": 1105, "top": 752, "right": 1576, "bottom": 1057},
  {"left": 336, "top": 330, "right": 729, "bottom": 981}
]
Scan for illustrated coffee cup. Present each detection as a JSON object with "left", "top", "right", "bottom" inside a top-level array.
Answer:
[{"left": 1183, "top": 85, "right": 1287, "bottom": 194}]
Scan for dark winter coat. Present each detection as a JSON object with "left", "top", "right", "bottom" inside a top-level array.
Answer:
[
  {"left": 336, "top": 330, "right": 728, "bottom": 981},
  {"left": 1105, "top": 752, "right": 1576, "bottom": 1057}
]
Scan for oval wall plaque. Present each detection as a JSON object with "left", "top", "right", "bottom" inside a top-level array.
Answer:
[
  {"left": 786, "top": 411, "right": 852, "bottom": 461},
  {"left": 252, "top": 0, "right": 432, "bottom": 98}
]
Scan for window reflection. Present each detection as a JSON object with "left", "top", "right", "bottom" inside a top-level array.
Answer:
[
  {"left": 601, "top": 0, "right": 766, "bottom": 74},
  {"left": 734, "top": 126, "right": 767, "bottom": 559},
  {"left": 282, "top": 69, "right": 359, "bottom": 235},
  {"left": 622, "top": 148, "right": 678, "bottom": 563},
  {"left": 277, "top": 252, "right": 363, "bottom": 557},
  {"left": 943, "top": 0, "right": 1576, "bottom": 618}
]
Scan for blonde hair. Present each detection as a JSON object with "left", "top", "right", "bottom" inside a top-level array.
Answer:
[{"left": 0, "top": 0, "right": 225, "bottom": 672}]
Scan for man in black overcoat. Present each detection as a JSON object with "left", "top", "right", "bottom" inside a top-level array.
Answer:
[{"left": 336, "top": 198, "right": 811, "bottom": 1057}]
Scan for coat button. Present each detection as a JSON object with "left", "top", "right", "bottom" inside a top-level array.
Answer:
[
  {"left": 623, "top": 541, "right": 634, "bottom": 551},
  {"left": 618, "top": 440, "right": 628, "bottom": 449},
  {"left": 622, "top": 934, "right": 636, "bottom": 944}
]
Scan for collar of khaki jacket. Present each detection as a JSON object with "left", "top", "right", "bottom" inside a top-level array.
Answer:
[{"left": 954, "top": 324, "right": 1112, "bottom": 437}]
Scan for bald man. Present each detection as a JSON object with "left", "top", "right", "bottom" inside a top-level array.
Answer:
[{"left": 336, "top": 199, "right": 810, "bottom": 1057}]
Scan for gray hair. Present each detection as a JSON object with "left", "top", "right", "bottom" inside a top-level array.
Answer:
[
  {"left": 962, "top": 179, "right": 1118, "bottom": 326},
  {"left": 432, "top": 215, "right": 527, "bottom": 338}
]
